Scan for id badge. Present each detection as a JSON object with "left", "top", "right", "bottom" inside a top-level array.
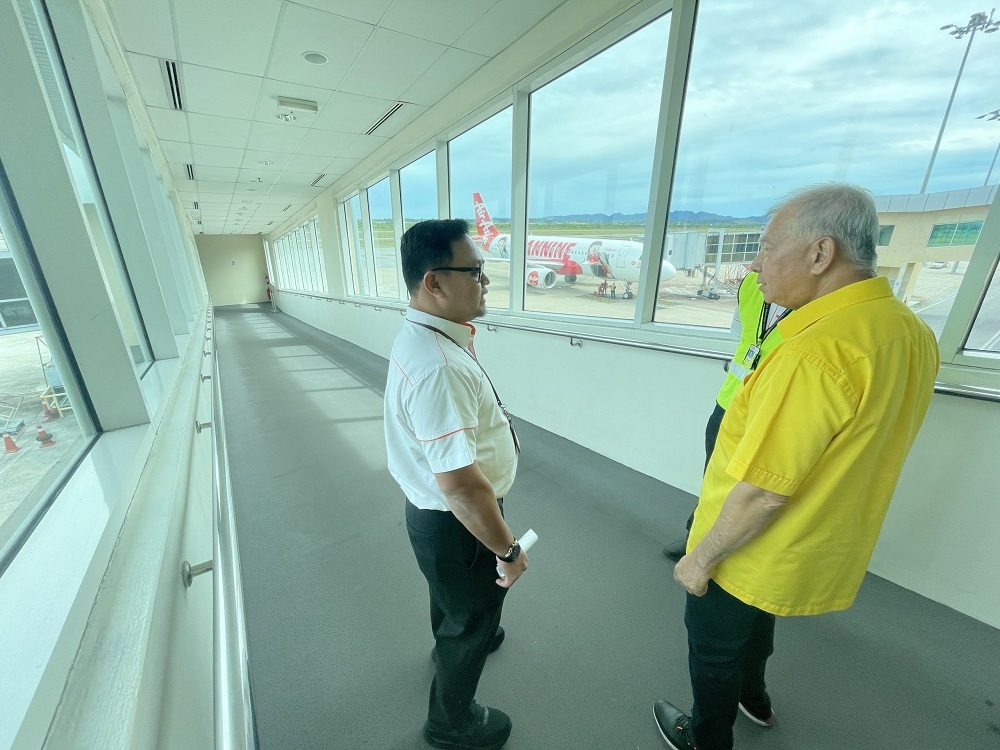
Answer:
[{"left": 742, "top": 343, "right": 761, "bottom": 367}]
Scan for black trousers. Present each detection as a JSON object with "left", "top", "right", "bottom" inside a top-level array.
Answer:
[
  {"left": 686, "top": 580, "right": 775, "bottom": 750},
  {"left": 405, "top": 499, "right": 507, "bottom": 729}
]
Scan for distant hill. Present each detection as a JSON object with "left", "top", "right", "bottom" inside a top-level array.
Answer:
[{"left": 527, "top": 210, "right": 765, "bottom": 224}]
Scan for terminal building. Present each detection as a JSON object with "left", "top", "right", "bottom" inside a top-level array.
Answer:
[{"left": 1, "top": 0, "right": 999, "bottom": 748}]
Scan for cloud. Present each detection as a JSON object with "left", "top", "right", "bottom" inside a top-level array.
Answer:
[{"left": 376, "top": 1, "right": 1000, "bottom": 222}]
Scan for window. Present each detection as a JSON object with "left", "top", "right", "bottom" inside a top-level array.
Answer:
[
  {"left": 19, "top": 0, "right": 152, "bottom": 369},
  {"left": 525, "top": 16, "right": 670, "bottom": 319},
  {"left": 654, "top": 0, "right": 996, "bottom": 340},
  {"left": 0, "top": 218, "right": 89, "bottom": 557},
  {"left": 928, "top": 221, "right": 984, "bottom": 247},
  {"left": 271, "top": 217, "right": 326, "bottom": 293},
  {"left": 964, "top": 257, "right": 1000, "bottom": 353},
  {"left": 367, "top": 178, "right": 398, "bottom": 298},
  {"left": 0, "top": 244, "right": 37, "bottom": 329},
  {"left": 401, "top": 151, "right": 438, "bottom": 232},
  {"left": 311, "top": 217, "right": 328, "bottom": 293},
  {"left": 449, "top": 109, "right": 513, "bottom": 310},
  {"left": 343, "top": 194, "right": 370, "bottom": 296}
]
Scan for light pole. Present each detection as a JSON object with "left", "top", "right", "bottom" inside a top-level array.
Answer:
[
  {"left": 977, "top": 109, "right": 1000, "bottom": 186},
  {"left": 920, "top": 10, "right": 1000, "bottom": 194}
]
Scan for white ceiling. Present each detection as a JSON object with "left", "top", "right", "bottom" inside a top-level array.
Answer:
[{"left": 104, "top": 0, "right": 565, "bottom": 235}]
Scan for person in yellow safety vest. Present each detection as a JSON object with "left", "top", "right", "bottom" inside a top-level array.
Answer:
[{"left": 663, "top": 269, "right": 790, "bottom": 561}]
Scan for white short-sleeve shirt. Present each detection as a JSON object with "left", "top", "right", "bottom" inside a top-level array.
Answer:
[{"left": 384, "top": 308, "right": 518, "bottom": 511}]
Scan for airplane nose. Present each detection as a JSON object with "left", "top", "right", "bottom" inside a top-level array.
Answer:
[{"left": 660, "top": 259, "right": 677, "bottom": 283}]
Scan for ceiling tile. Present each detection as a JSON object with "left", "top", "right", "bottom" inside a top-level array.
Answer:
[
  {"left": 181, "top": 65, "right": 263, "bottom": 119},
  {"left": 196, "top": 181, "right": 237, "bottom": 194},
  {"left": 379, "top": 0, "right": 493, "bottom": 45},
  {"left": 339, "top": 134, "right": 387, "bottom": 160},
  {"left": 267, "top": 4, "right": 373, "bottom": 90},
  {"left": 188, "top": 113, "right": 253, "bottom": 148},
  {"left": 194, "top": 166, "right": 241, "bottom": 182},
  {"left": 106, "top": 0, "right": 177, "bottom": 58},
  {"left": 253, "top": 79, "right": 335, "bottom": 129},
  {"left": 312, "top": 91, "right": 395, "bottom": 134},
  {"left": 272, "top": 171, "right": 320, "bottom": 186},
  {"left": 401, "top": 47, "right": 489, "bottom": 107},
  {"left": 326, "top": 156, "right": 361, "bottom": 174},
  {"left": 147, "top": 107, "right": 190, "bottom": 142},
  {"left": 296, "top": 129, "right": 356, "bottom": 157},
  {"left": 159, "top": 139, "right": 193, "bottom": 163},
  {"left": 238, "top": 169, "right": 280, "bottom": 184},
  {"left": 453, "top": 0, "right": 564, "bottom": 57},
  {"left": 291, "top": 0, "right": 393, "bottom": 25},
  {"left": 247, "top": 122, "right": 308, "bottom": 153},
  {"left": 177, "top": 191, "right": 199, "bottom": 201},
  {"left": 284, "top": 153, "right": 335, "bottom": 173},
  {"left": 174, "top": 0, "right": 282, "bottom": 75},
  {"left": 242, "top": 150, "right": 293, "bottom": 170},
  {"left": 337, "top": 28, "right": 445, "bottom": 101},
  {"left": 169, "top": 163, "right": 191, "bottom": 181},
  {"left": 366, "top": 102, "right": 426, "bottom": 138},
  {"left": 126, "top": 53, "right": 172, "bottom": 109},
  {"left": 191, "top": 144, "right": 246, "bottom": 168}
]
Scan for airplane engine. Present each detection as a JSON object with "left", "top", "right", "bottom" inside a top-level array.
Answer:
[{"left": 526, "top": 265, "right": 557, "bottom": 289}]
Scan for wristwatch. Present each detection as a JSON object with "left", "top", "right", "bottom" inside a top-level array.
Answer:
[{"left": 497, "top": 539, "right": 521, "bottom": 564}]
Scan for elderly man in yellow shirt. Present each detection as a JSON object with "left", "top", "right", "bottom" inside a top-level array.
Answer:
[{"left": 654, "top": 184, "right": 939, "bottom": 750}]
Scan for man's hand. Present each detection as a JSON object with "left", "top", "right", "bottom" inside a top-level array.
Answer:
[
  {"left": 673, "top": 554, "right": 711, "bottom": 597},
  {"left": 496, "top": 552, "right": 527, "bottom": 589}
]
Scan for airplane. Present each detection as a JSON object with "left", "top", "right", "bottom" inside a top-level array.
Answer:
[{"left": 472, "top": 192, "right": 676, "bottom": 298}]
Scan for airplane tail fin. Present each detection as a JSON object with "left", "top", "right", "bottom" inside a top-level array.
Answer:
[{"left": 473, "top": 192, "right": 499, "bottom": 241}]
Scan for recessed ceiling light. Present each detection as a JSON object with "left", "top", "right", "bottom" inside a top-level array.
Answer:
[
  {"left": 277, "top": 112, "right": 296, "bottom": 122},
  {"left": 302, "top": 51, "right": 328, "bottom": 65}
]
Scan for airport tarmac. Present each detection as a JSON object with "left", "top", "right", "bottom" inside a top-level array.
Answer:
[{"left": 0, "top": 330, "right": 85, "bottom": 540}]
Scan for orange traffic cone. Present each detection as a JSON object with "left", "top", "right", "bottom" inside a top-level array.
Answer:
[
  {"left": 41, "top": 401, "right": 59, "bottom": 421},
  {"left": 3, "top": 432, "right": 20, "bottom": 454},
  {"left": 35, "top": 426, "right": 55, "bottom": 448}
]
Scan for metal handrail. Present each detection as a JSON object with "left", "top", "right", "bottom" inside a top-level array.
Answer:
[
  {"left": 208, "top": 312, "right": 259, "bottom": 750},
  {"left": 273, "top": 287, "right": 1000, "bottom": 402}
]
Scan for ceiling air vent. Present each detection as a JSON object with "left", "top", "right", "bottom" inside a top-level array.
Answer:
[
  {"left": 282, "top": 204, "right": 292, "bottom": 212},
  {"left": 365, "top": 101, "right": 406, "bottom": 135},
  {"left": 308, "top": 174, "right": 326, "bottom": 187},
  {"left": 185, "top": 164, "right": 196, "bottom": 180},
  {"left": 193, "top": 201, "right": 199, "bottom": 209},
  {"left": 161, "top": 60, "right": 184, "bottom": 110}
]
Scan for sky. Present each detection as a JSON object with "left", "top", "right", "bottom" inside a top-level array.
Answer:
[{"left": 387, "top": 0, "right": 1000, "bottom": 220}]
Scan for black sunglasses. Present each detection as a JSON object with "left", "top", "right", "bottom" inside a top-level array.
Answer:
[{"left": 430, "top": 264, "right": 484, "bottom": 282}]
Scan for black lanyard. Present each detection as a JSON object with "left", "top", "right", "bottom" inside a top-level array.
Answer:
[
  {"left": 746, "top": 302, "right": 792, "bottom": 370},
  {"left": 408, "top": 321, "right": 520, "bottom": 454}
]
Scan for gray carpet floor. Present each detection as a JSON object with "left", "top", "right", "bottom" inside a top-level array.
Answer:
[{"left": 215, "top": 304, "right": 1000, "bottom": 749}]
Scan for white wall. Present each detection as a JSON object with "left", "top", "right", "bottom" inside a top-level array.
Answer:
[
  {"left": 195, "top": 235, "right": 267, "bottom": 306},
  {"left": 275, "top": 291, "right": 1000, "bottom": 630}
]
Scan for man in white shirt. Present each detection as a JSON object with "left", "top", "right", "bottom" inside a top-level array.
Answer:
[{"left": 385, "top": 219, "right": 527, "bottom": 750}]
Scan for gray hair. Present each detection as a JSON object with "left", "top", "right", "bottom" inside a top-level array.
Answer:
[{"left": 768, "top": 183, "right": 879, "bottom": 274}]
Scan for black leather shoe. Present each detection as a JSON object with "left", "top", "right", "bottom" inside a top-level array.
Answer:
[
  {"left": 424, "top": 702, "right": 512, "bottom": 750},
  {"left": 432, "top": 627, "right": 505, "bottom": 662},
  {"left": 653, "top": 700, "right": 698, "bottom": 749},
  {"left": 662, "top": 539, "right": 688, "bottom": 562}
]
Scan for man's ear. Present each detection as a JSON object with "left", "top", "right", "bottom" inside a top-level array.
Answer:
[
  {"left": 421, "top": 270, "right": 444, "bottom": 298},
  {"left": 810, "top": 236, "right": 837, "bottom": 276}
]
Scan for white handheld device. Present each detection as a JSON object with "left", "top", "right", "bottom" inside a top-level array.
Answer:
[{"left": 497, "top": 528, "right": 537, "bottom": 578}]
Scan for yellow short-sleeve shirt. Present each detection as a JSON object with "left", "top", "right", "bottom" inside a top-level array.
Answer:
[{"left": 689, "top": 276, "right": 939, "bottom": 616}]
